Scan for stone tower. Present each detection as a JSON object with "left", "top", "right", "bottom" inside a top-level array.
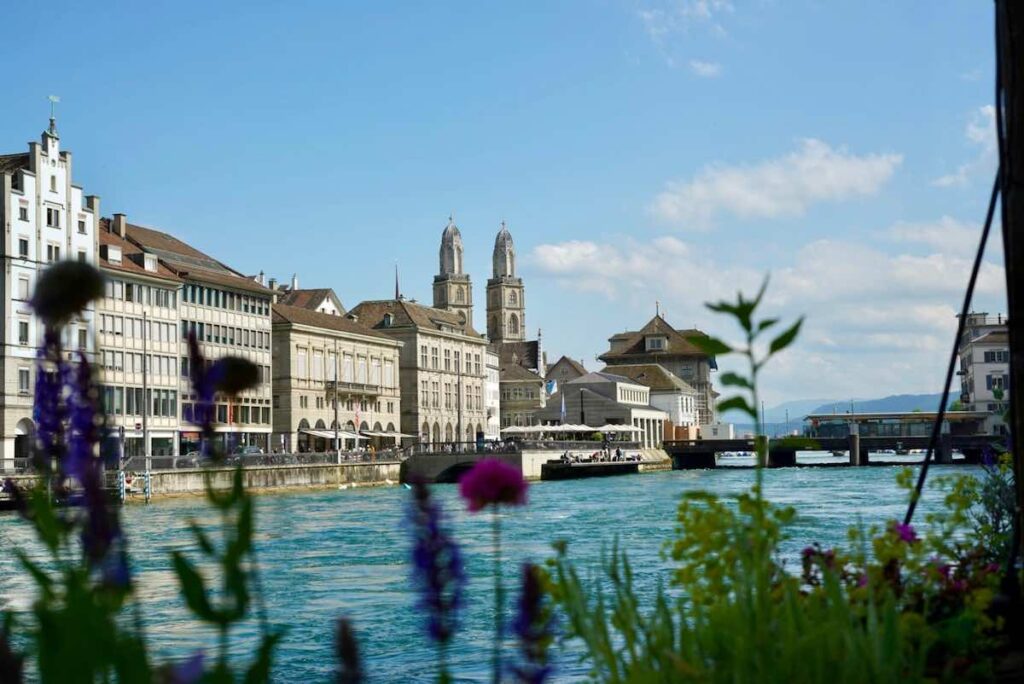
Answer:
[
  {"left": 486, "top": 221, "right": 525, "bottom": 342},
  {"left": 433, "top": 215, "right": 473, "bottom": 326}
]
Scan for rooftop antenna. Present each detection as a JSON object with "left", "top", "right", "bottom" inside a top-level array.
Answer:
[
  {"left": 47, "top": 95, "right": 60, "bottom": 134},
  {"left": 394, "top": 262, "right": 400, "bottom": 300},
  {"left": 656, "top": 300, "right": 660, "bottom": 317}
]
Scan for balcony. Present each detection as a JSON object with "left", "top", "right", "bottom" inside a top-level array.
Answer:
[{"left": 325, "top": 380, "right": 382, "bottom": 397}]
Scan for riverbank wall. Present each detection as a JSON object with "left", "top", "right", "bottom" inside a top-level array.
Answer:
[{"left": 133, "top": 461, "right": 402, "bottom": 501}]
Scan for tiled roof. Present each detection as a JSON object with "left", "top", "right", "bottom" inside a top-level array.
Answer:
[
  {"left": 566, "top": 371, "right": 636, "bottom": 386},
  {"left": 348, "top": 299, "right": 482, "bottom": 337},
  {"left": 278, "top": 288, "right": 345, "bottom": 313},
  {"left": 549, "top": 355, "right": 587, "bottom": 376},
  {"left": 124, "top": 221, "right": 273, "bottom": 295},
  {"left": 98, "top": 218, "right": 181, "bottom": 282},
  {"left": 499, "top": 363, "right": 543, "bottom": 383},
  {"left": 598, "top": 363, "right": 695, "bottom": 392},
  {"left": 0, "top": 153, "right": 30, "bottom": 174},
  {"left": 272, "top": 304, "right": 393, "bottom": 341},
  {"left": 599, "top": 315, "right": 710, "bottom": 361},
  {"left": 975, "top": 331, "right": 1009, "bottom": 345}
]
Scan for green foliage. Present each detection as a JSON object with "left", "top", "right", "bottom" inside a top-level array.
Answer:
[{"left": 545, "top": 279, "right": 1005, "bottom": 683}]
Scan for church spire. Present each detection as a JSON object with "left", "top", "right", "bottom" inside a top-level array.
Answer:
[
  {"left": 492, "top": 220, "right": 515, "bottom": 278},
  {"left": 439, "top": 214, "right": 464, "bottom": 275}
]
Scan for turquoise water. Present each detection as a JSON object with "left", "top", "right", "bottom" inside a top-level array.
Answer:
[{"left": 0, "top": 463, "right": 978, "bottom": 682}]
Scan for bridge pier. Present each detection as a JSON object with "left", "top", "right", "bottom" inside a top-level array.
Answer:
[
  {"left": 848, "top": 433, "right": 868, "bottom": 466},
  {"left": 936, "top": 432, "right": 953, "bottom": 464},
  {"left": 670, "top": 451, "right": 717, "bottom": 469},
  {"left": 767, "top": 448, "right": 797, "bottom": 468}
]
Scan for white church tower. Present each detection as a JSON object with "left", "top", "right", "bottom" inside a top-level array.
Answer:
[
  {"left": 486, "top": 221, "right": 525, "bottom": 342},
  {"left": 432, "top": 215, "right": 474, "bottom": 326}
]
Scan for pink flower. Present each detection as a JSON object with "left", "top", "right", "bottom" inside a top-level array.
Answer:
[
  {"left": 891, "top": 522, "right": 918, "bottom": 543},
  {"left": 857, "top": 573, "right": 869, "bottom": 588},
  {"left": 459, "top": 459, "right": 528, "bottom": 512}
]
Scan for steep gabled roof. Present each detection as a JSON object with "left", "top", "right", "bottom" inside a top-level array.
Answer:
[
  {"left": 124, "top": 221, "right": 273, "bottom": 295},
  {"left": 499, "top": 363, "right": 543, "bottom": 383},
  {"left": 567, "top": 371, "right": 636, "bottom": 386},
  {"left": 272, "top": 303, "right": 393, "bottom": 341},
  {"left": 598, "top": 363, "right": 695, "bottom": 393},
  {"left": 548, "top": 355, "right": 587, "bottom": 377},
  {"left": 599, "top": 314, "right": 710, "bottom": 361},
  {"left": 348, "top": 299, "right": 481, "bottom": 337},
  {"left": 0, "top": 153, "right": 30, "bottom": 174},
  {"left": 97, "top": 218, "right": 181, "bottom": 283},
  {"left": 278, "top": 288, "right": 345, "bottom": 314}
]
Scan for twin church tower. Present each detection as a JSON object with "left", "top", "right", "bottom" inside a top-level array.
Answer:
[{"left": 431, "top": 216, "right": 525, "bottom": 343}]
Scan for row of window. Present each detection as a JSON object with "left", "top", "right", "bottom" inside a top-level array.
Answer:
[
  {"left": 104, "top": 279, "right": 177, "bottom": 308},
  {"left": 10, "top": 238, "right": 87, "bottom": 263},
  {"left": 983, "top": 350, "right": 1010, "bottom": 363},
  {"left": 619, "top": 389, "right": 647, "bottom": 404},
  {"left": 183, "top": 320, "right": 270, "bottom": 350},
  {"left": 16, "top": 320, "right": 88, "bottom": 350},
  {"left": 986, "top": 374, "right": 1010, "bottom": 391},
  {"left": 294, "top": 349, "right": 395, "bottom": 387},
  {"left": 99, "top": 315, "right": 177, "bottom": 343},
  {"left": 419, "top": 381, "right": 484, "bottom": 411},
  {"left": 181, "top": 403, "right": 271, "bottom": 425},
  {"left": 182, "top": 284, "right": 270, "bottom": 316},
  {"left": 501, "top": 386, "right": 538, "bottom": 401},
  {"left": 419, "top": 345, "right": 483, "bottom": 375},
  {"left": 294, "top": 396, "right": 390, "bottom": 413},
  {"left": 100, "top": 386, "right": 178, "bottom": 418},
  {"left": 100, "top": 351, "right": 178, "bottom": 376},
  {"left": 181, "top": 356, "right": 271, "bottom": 388}
]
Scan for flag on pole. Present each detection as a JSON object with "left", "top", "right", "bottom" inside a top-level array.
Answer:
[{"left": 560, "top": 393, "right": 566, "bottom": 422}]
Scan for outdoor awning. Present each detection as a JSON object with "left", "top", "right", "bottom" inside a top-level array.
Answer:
[
  {"left": 300, "top": 429, "right": 366, "bottom": 440},
  {"left": 595, "top": 424, "right": 643, "bottom": 434}
]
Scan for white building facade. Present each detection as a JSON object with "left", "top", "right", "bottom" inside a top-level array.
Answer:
[
  {"left": 485, "top": 349, "right": 501, "bottom": 440},
  {"left": 958, "top": 313, "right": 1010, "bottom": 434},
  {"left": 0, "top": 120, "right": 100, "bottom": 468}
]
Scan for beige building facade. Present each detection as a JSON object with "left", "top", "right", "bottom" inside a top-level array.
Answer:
[{"left": 271, "top": 302, "right": 402, "bottom": 452}]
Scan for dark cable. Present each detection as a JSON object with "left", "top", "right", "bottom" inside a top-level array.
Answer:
[{"left": 903, "top": 174, "right": 1000, "bottom": 526}]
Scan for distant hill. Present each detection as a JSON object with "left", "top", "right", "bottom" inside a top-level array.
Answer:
[
  {"left": 807, "top": 393, "right": 946, "bottom": 416},
  {"left": 721, "top": 393, "right": 946, "bottom": 436}
]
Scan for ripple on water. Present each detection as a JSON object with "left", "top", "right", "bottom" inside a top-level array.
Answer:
[{"left": 0, "top": 465, "right": 976, "bottom": 681}]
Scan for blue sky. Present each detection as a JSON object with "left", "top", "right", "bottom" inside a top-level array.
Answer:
[{"left": 0, "top": 1, "right": 1003, "bottom": 405}]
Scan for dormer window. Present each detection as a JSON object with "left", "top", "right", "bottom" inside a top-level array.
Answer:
[
  {"left": 646, "top": 336, "right": 667, "bottom": 351},
  {"left": 144, "top": 254, "right": 158, "bottom": 272},
  {"left": 383, "top": 313, "right": 394, "bottom": 327},
  {"left": 108, "top": 245, "right": 122, "bottom": 264}
]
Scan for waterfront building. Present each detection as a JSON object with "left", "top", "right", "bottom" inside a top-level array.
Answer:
[
  {"left": 432, "top": 216, "right": 474, "bottom": 328},
  {"left": 274, "top": 275, "right": 345, "bottom": 316},
  {"left": 536, "top": 371, "right": 669, "bottom": 448},
  {"left": 270, "top": 298, "right": 401, "bottom": 453},
  {"left": 121, "top": 219, "right": 275, "bottom": 454},
  {"left": 599, "top": 363, "right": 697, "bottom": 434},
  {"left": 599, "top": 314, "right": 719, "bottom": 426},
  {"left": 498, "top": 362, "right": 545, "bottom": 429},
  {"left": 348, "top": 297, "right": 488, "bottom": 447},
  {"left": 96, "top": 215, "right": 182, "bottom": 459},
  {"left": 484, "top": 349, "right": 501, "bottom": 440},
  {"left": 0, "top": 118, "right": 100, "bottom": 467},
  {"left": 545, "top": 355, "right": 587, "bottom": 394},
  {"left": 957, "top": 312, "right": 1010, "bottom": 434}
]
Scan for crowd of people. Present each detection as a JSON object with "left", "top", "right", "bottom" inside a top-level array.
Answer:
[{"left": 559, "top": 447, "right": 641, "bottom": 464}]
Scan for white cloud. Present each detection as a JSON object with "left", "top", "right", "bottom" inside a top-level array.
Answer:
[
  {"left": 932, "top": 105, "right": 996, "bottom": 187},
  {"left": 650, "top": 139, "right": 903, "bottom": 228},
  {"left": 887, "top": 216, "right": 980, "bottom": 255},
  {"left": 638, "top": 1, "right": 733, "bottom": 67},
  {"left": 688, "top": 59, "right": 722, "bottom": 77},
  {"left": 529, "top": 225, "right": 1005, "bottom": 404}
]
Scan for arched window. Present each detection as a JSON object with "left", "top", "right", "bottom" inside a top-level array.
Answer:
[
  {"left": 298, "top": 418, "right": 310, "bottom": 430},
  {"left": 421, "top": 421, "right": 430, "bottom": 444},
  {"left": 508, "top": 313, "right": 519, "bottom": 336},
  {"left": 432, "top": 422, "right": 441, "bottom": 445},
  {"left": 456, "top": 286, "right": 465, "bottom": 303},
  {"left": 315, "top": 419, "right": 326, "bottom": 429},
  {"left": 445, "top": 423, "right": 454, "bottom": 442}
]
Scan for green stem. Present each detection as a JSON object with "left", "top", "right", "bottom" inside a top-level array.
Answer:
[{"left": 492, "top": 509, "right": 503, "bottom": 684}]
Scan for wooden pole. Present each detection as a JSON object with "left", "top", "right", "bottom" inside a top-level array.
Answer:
[{"left": 996, "top": 0, "right": 1024, "bottom": 553}]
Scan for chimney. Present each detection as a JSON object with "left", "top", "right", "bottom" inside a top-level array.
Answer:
[
  {"left": 291, "top": 273, "right": 299, "bottom": 290},
  {"left": 113, "top": 213, "right": 127, "bottom": 237},
  {"left": 269, "top": 277, "right": 278, "bottom": 291},
  {"left": 258, "top": 270, "right": 265, "bottom": 286}
]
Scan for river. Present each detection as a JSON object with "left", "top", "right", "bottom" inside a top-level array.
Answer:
[{"left": 0, "top": 461, "right": 979, "bottom": 682}]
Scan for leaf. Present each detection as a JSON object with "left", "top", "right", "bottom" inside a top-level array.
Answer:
[
  {"left": 188, "top": 521, "right": 216, "bottom": 556},
  {"left": 751, "top": 274, "right": 770, "bottom": 309},
  {"left": 688, "top": 335, "right": 732, "bottom": 356},
  {"left": 718, "top": 372, "right": 752, "bottom": 389},
  {"left": 717, "top": 396, "right": 756, "bottom": 420},
  {"left": 768, "top": 317, "right": 804, "bottom": 355},
  {"left": 172, "top": 552, "right": 216, "bottom": 623},
  {"left": 756, "top": 318, "right": 779, "bottom": 333},
  {"left": 15, "top": 551, "right": 54, "bottom": 599},
  {"left": 243, "top": 630, "right": 284, "bottom": 684}
]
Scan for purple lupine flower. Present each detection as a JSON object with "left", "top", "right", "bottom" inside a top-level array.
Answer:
[
  {"left": 29, "top": 261, "right": 104, "bottom": 329},
  {"left": 64, "top": 353, "right": 97, "bottom": 483},
  {"left": 408, "top": 479, "right": 465, "bottom": 645},
  {"left": 510, "top": 564, "right": 554, "bottom": 684},
  {"left": 187, "top": 331, "right": 215, "bottom": 443},
  {"left": 891, "top": 522, "right": 918, "bottom": 543},
  {"left": 857, "top": 573, "right": 869, "bottom": 588},
  {"left": 32, "top": 332, "right": 65, "bottom": 468},
  {"left": 166, "top": 652, "right": 204, "bottom": 684},
  {"left": 981, "top": 445, "right": 996, "bottom": 467}
]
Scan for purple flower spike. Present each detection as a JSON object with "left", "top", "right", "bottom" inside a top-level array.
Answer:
[
  {"left": 511, "top": 563, "right": 554, "bottom": 684},
  {"left": 408, "top": 479, "right": 465, "bottom": 646},
  {"left": 167, "top": 652, "right": 205, "bottom": 684},
  {"left": 458, "top": 459, "right": 528, "bottom": 512},
  {"left": 891, "top": 522, "right": 918, "bottom": 543}
]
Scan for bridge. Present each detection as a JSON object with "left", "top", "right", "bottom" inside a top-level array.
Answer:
[{"left": 664, "top": 433, "right": 1006, "bottom": 469}]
